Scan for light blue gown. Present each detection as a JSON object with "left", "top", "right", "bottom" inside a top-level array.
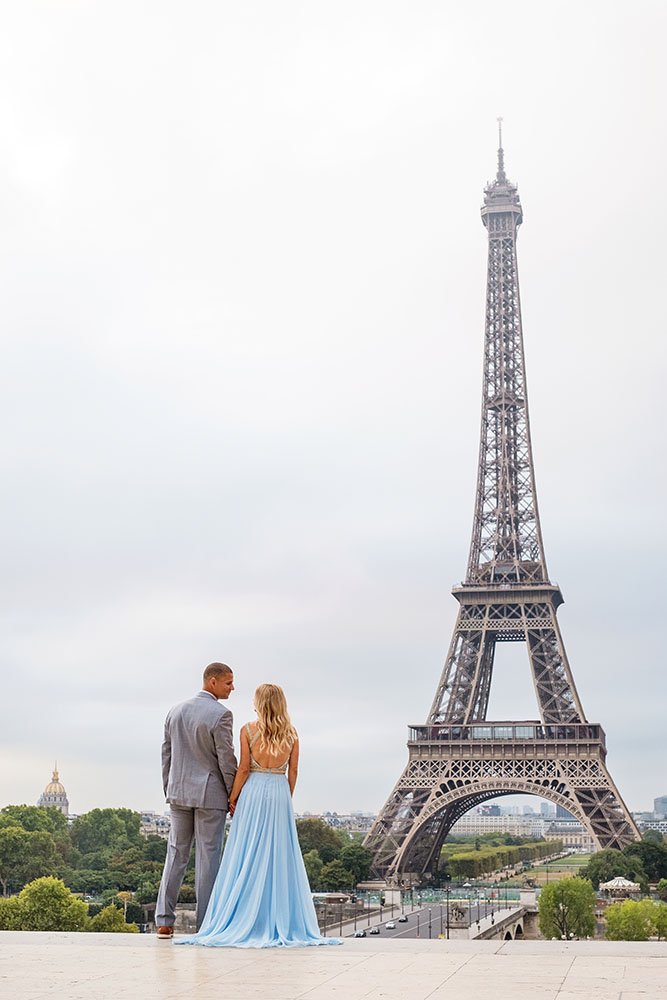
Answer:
[{"left": 176, "top": 728, "right": 342, "bottom": 949}]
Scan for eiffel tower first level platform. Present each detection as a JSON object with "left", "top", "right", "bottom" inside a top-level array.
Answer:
[{"left": 364, "top": 126, "right": 639, "bottom": 882}]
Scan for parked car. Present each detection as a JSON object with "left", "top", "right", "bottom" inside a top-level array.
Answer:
[
  {"left": 398, "top": 915, "right": 408, "bottom": 923},
  {"left": 354, "top": 930, "right": 366, "bottom": 938},
  {"left": 385, "top": 921, "right": 396, "bottom": 929},
  {"left": 369, "top": 926, "right": 380, "bottom": 935}
]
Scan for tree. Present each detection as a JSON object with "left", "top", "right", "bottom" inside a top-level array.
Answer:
[
  {"left": 0, "top": 826, "right": 28, "bottom": 896},
  {"left": 338, "top": 844, "right": 372, "bottom": 885},
  {"left": 62, "top": 869, "right": 110, "bottom": 895},
  {"left": 624, "top": 839, "right": 667, "bottom": 883},
  {"left": 296, "top": 819, "right": 348, "bottom": 863},
  {"left": 657, "top": 879, "right": 667, "bottom": 903},
  {"left": 538, "top": 878, "right": 596, "bottom": 940},
  {"left": 89, "top": 904, "right": 139, "bottom": 933},
  {"left": 178, "top": 884, "right": 196, "bottom": 904},
  {"left": 319, "top": 860, "right": 354, "bottom": 891},
  {"left": 70, "top": 809, "right": 143, "bottom": 855},
  {"left": 17, "top": 877, "right": 89, "bottom": 931},
  {"left": 143, "top": 837, "right": 167, "bottom": 863},
  {"left": 136, "top": 878, "right": 161, "bottom": 905},
  {"left": 303, "top": 850, "right": 323, "bottom": 890},
  {"left": 654, "top": 903, "right": 667, "bottom": 941},
  {"left": 0, "top": 805, "right": 68, "bottom": 836},
  {"left": 0, "top": 897, "right": 21, "bottom": 930},
  {"left": 579, "top": 849, "right": 647, "bottom": 891},
  {"left": 605, "top": 899, "right": 656, "bottom": 941},
  {"left": 0, "top": 826, "right": 59, "bottom": 896}
]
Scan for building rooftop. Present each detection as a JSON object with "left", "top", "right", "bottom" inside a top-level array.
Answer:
[{"left": 1, "top": 932, "right": 665, "bottom": 1000}]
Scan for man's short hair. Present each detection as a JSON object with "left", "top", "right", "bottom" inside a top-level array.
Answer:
[{"left": 203, "top": 662, "right": 233, "bottom": 683}]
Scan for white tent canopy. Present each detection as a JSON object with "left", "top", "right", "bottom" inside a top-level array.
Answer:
[{"left": 599, "top": 876, "right": 641, "bottom": 892}]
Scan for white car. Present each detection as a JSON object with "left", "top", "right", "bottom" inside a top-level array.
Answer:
[{"left": 385, "top": 921, "right": 396, "bottom": 929}]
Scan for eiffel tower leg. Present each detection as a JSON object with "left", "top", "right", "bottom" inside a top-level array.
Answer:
[
  {"left": 363, "top": 761, "right": 434, "bottom": 880},
  {"left": 428, "top": 610, "right": 496, "bottom": 724},
  {"left": 565, "top": 769, "right": 639, "bottom": 851},
  {"left": 525, "top": 602, "right": 585, "bottom": 724}
]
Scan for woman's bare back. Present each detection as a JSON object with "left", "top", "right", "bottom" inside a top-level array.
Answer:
[{"left": 245, "top": 721, "right": 296, "bottom": 772}]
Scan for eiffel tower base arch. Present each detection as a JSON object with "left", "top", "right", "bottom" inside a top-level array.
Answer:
[{"left": 364, "top": 725, "right": 639, "bottom": 883}]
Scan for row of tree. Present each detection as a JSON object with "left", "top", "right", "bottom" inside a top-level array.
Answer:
[
  {"left": 0, "top": 805, "right": 168, "bottom": 904},
  {"left": 0, "top": 806, "right": 373, "bottom": 904},
  {"left": 446, "top": 839, "right": 562, "bottom": 879}
]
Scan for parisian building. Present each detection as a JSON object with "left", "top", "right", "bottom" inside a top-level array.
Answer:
[{"left": 37, "top": 764, "right": 69, "bottom": 816}]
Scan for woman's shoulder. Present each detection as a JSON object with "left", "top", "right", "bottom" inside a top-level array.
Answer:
[{"left": 242, "top": 721, "right": 258, "bottom": 738}]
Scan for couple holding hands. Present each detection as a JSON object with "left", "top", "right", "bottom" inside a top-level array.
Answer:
[{"left": 155, "top": 662, "right": 340, "bottom": 948}]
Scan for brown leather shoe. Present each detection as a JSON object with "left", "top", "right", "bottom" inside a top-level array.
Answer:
[{"left": 156, "top": 925, "right": 174, "bottom": 939}]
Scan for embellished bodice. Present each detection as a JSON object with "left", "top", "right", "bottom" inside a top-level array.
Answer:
[{"left": 246, "top": 724, "right": 290, "bottom": 774}]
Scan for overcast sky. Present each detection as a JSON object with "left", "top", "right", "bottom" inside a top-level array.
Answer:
[{"left": 1, "top": 1, "right": 665, "bottom": 819}]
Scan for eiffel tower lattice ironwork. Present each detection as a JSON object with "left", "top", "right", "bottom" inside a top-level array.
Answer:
[{"left": 364, "top": 125, "right": 640, "bottom": 882}]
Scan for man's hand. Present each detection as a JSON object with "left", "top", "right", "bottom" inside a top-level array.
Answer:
[{"left": 228, "top": 799, "right": 237, "bottom": 817}]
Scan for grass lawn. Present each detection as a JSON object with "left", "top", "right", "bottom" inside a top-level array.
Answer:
[
  {"left": 503, "top": 855, "right": 594, "bottom": 886},
  {"left": 543, "top": 854, "right": 594, "bottom": 867}
]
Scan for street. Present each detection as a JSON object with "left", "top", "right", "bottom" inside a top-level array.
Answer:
[{"left": 342, "top": 901, "right": 500, "bottom": 940}]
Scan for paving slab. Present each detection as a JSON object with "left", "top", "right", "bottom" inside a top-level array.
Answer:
[{"left": 0, "top": 933, "right": 666, "bottom": 1000}]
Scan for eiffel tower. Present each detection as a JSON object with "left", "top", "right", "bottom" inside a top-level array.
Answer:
[{"left": 364, "top": 124, "right": 640, "bottom": 882}]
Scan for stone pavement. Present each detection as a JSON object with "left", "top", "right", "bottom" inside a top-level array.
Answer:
[{"left": 1, "top": 932, "right": 666, "bottom": 1000}]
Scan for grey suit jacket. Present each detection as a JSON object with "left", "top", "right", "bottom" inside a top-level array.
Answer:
[{"left": 161, "top": 691, "right": 238, "bottom": 810}]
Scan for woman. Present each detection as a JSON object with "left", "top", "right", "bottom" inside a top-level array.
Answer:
[{"left": 176, "top": 684, "right": 341, "bottom": 948}]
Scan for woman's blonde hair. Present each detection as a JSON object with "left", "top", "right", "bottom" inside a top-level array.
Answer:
[{"left": 253, "top": 684, "right": 298, "bottom": 755}]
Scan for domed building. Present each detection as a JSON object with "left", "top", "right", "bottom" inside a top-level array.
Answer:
[{"left": 37, "top": 764, "right": 69, "bottom": 816}]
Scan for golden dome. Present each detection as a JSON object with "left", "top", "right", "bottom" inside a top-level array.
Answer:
[
  {"left": 40, "top": 764, "right": 68, "bottom": 799},
  {"left": 44, "top": 769, "right": 66, "bottom": 796}
]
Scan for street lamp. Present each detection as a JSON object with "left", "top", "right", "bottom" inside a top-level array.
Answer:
[
  {"left": 428, "top": 908, "right": 432, "bottom": 939},
  {"left": 446, "top": 886, "right": 450, "bottom": 940}
]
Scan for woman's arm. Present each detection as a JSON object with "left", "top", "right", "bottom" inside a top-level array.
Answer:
[
  {"left": 228, "top": 725, "right": 251, "bottom": 815},
  {"left": 287, "top": 738, "right": 300, "bottom": 796}
]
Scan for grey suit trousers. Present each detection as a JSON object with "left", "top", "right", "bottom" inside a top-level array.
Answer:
[{"left": 155, "top": 806, "right": 226, "bottom": 930}]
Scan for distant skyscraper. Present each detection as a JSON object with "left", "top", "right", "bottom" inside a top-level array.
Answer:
[
  {"left": 654, "top": 796, "right": 667, "bottom": 818},
  {"left": 556, "top": 805, "right": 574, "bottom": 820},
  {"left": 37, "top": 764, "right": 69, "bottom": 816}
]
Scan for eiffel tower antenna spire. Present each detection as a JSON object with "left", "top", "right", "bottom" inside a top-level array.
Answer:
[
  {"left": 496, "top": 115, "right": 506, "bottom": 182},
  {"left": 364, "top": 134, "right": 640, "bottom": 883}
]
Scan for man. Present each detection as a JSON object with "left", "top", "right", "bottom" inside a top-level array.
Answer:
[{"left": 155, "top": 662, "right": 237, "bottom": 938}]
